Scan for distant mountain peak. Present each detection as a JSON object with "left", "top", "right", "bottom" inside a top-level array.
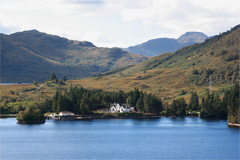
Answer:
[
  {"left": 26, "top": 29, "right": 40, "bottom": 32},
  {"left": 177, "top": 32, "right": 208, "bottom": 44},
  {"left": 126, "top": 31, "right": 209, "bottom": 56},
  {"left": 184, "top": 31, "right": 205, "bottom": 34},
  {"left": 10, "top": 29, "right": 42, "bottom": 35}
]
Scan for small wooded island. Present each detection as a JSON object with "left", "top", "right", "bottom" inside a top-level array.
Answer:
[{"left": 17, "top": 107, "right": 45, "bottom": 124}]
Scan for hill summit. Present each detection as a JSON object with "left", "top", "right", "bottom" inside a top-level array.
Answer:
[
  {"left": 177, "top": 32, "right": 208, "bottom": 44},
  {"left": 1, "top": 30, "right": 147, "bottom": 83}
]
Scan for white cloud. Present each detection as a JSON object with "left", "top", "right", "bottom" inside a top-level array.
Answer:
[
  {"left": 0, "top": 0, "right": 239, "bottom": 47},
  {"left": 120, "top": 0, "right": 240, "bottom": 36}
]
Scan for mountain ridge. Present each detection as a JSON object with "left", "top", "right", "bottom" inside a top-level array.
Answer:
[
  {"left": 1, "top": 30, "right": 147, "bottom": 83},
  {"left": 126, "top": 32, "right": 209, "bottom": 56}
]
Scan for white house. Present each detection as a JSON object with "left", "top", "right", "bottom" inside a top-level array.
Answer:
[
  {"left": 110, "top": 106, "right": 117, "bottom": 113},
  {"left": 110, "top": 103, "right": 134, "bottom": 113},
  {"left": 59, "top": 111, "right": 74, "bottom": 116}
]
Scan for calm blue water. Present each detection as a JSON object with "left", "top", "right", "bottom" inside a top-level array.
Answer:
[{"left": 0, "top": 117, "right": 239, "bottom": 160}]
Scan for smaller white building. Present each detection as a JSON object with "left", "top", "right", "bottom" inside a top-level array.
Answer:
[
  {"left": 49, "top": 113, "right": 57, "bottom": 117},
  {"left": 110, "top": 103, "right": 134, "bottom": 113},
  {"left": 59, "top": 111, "right": 74, "bottom": 116}
]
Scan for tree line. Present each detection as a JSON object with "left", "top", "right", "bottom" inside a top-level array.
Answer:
[
  {"left": 200, "top": 83, "right": 239, "bottom": 123},
  {"left": 40, "top": 87, "right": 163, "bottom": 115},
  {"left": 165, "top": 83, "right": 239, "bottom": 124}
]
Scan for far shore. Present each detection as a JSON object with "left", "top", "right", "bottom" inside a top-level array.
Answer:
[
  {"left": 46, "top": 112, "right": 201, "bottom": 121},
  {"left": 0, "top": 114, "right": 17, "bottom": 118},
  {"left": 0, "top": 113, "right": 201, "bottom": 119}
]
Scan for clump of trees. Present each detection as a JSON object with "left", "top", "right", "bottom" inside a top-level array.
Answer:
[
  {"left": 224, "top": 83, "right": 240, "bottom": 124},
  {"left": 127, "top": 88, "right": 163, "bottom": 114},
  {"left": 166, "top": 98, "right": 187, "bottom": 116},
  {"left": 0, "top": 101, "right": 34, "bottom": 114},
  {"left": 49, "top": 73, "right": 57, "bottom": 81},
  {"left": 46, "top": 73, "right": 67, "bottom": 85},
  {"left": 199, "top": 83, "right": 239, "bottom": 122},
  {"left": 200, "top": 91, "right": 227, "bottom": 119},
  {"left": 17, "top": 106, "right": 45, "bottom": 123}
]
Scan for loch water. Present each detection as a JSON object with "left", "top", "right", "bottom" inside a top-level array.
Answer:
[{"left": 0, "top": 117, "right": 239, "bottom": 160}]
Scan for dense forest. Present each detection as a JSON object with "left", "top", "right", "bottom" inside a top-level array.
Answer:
[
  {"left": 41, "top": 87, "right": 163, "bottom": 115},
  {"left": 224, "top": 83, "right": 240, "bottom": 124}
]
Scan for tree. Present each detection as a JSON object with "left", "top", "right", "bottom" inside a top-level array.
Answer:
[
  {"left": 178, "top": 98, "right": 187, "bottom": 116},
  {"left": 144, "top": 94, "right": 162, "bottom": 114},
  {"left": 49, "top": 73, "right": 57, "bottom": 81},
  {"left": 136, "top": 92, "right": 144, "bottom": 112},
  {"left": 220, "top": 90, "right": 229, "bottom": 118},
  {"left": 117, "top": 90, "right": 126, "bottom": 104},
  {"left": 57, "top": 93, "right": 63, "bottom": 112},
  {"left": 188, "top": 91, "right": 199, "bottom": 111},
  {"left": 79, "top": 97, "right": 91, "bottom": 114},
  {"left": 52, "top": 90, "right": 60, "bottom": 112},
  {"left": 127, "top": 88, "right": 140, "bottom": 107},
  {"left": 170, "top": 98, "right": 187, "bottom": 116},
  {"left": 0, "top": 100, "right": 8, "bottom": 114},
  {"left": 201, "top": 92, "right": 215, "bottom": 118},
  {"left": 62, "top": 75, "right": 67, "bottom": 82},
  {"left": 33, "top": 80, "right": 38, "bottom": 86},
  {"left": 42, "top": 99, "right": 53, "bottom": 113}
]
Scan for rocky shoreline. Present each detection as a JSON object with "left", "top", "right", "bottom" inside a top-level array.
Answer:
[
  {"left": 47, "top": 113, "right": 161, "bottom": 120},
  {"left": 228, "top": 123, "right": 240, "bottom": 128},
  {"left": 17, "top": 119, "right": 46, "bottom": 124}
]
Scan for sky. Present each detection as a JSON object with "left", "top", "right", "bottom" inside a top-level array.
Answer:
[{"left": 0, "top": 0, "right": 239, "bottom": 48}]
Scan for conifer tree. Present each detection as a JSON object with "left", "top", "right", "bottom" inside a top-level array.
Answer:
[
  {"left": 49, "top": 73, "right": 57, "bottom": 81},
  {"left": 226, "top": 83, "right": 240, "bottom": 123},
  {"left": 63, "top": 75, "right": 67, "bottom": 82},
  {"left": 136, "top": 92, "right": 144, "bottom": 112},
  {"left": 127, "top": 88, "right": 140, "bottom": 107},
  {"left": 189, "top": 91, "right": 199, "bottom": 111},
  {"left": 33, "top": 80, "right": 38, "bottom": 86},
  {"left": 80, "top": 97, "right": 91, "bottom": 114}
]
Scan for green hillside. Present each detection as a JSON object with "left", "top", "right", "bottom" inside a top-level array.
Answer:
[
  {"left": 75, "top": 24, "right": 239, "bottom": 101},
  {"left": 1, "top": 30, "right": 147, "bottom": 82}
]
